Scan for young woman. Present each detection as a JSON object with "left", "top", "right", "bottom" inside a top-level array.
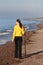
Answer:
[{"left": 12, "top": 19, "right": 25, "bottom": 59}]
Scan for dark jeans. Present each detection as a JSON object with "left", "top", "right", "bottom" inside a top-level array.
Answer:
[{"left": 14, "top": 37, "right": 22, "bottom": 58}]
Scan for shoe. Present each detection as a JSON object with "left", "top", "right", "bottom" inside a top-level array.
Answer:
[
  {"left": 15, "top": 58, "right": 19, "bottom": 60},
  {"left": 15, "top": 56, "right": 18, "bottom": 58},
  {"left": 19, "top": 57, "right": 24, "bottom": 59}
]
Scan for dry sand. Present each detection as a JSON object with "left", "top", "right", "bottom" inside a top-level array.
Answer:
[{"left": 0, "top": 24, "right": 43, "bottom": 65}]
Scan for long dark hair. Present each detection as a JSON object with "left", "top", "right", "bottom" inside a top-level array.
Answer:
[{"left": 16, "top": 19, "right": 22, "bottom": 28}]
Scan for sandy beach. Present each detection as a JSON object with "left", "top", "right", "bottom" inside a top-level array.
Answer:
[{"left": 0, "top": 24, "right": 43, "bottom": 65}]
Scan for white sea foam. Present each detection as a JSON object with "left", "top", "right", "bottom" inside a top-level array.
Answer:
[
  {"left": 0, "top": 40, "right": 8, "bottom": 45},
  {"left": 6, "top": 30, "right": 12, "bottom": 32},
  {"left": 0, "top": 32, "right": 10, "bottom": 36}
]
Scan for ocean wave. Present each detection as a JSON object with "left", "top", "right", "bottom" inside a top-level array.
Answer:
[
  {"left": 0, "top": 32, "right": 10, "bottom": 36},
  {"left": 6, "top": 30, "right": 12, "bottom": 32},
  {"left": 0, "top": 29, "right": 12, "bottom": 36},
  {"left": 0, "top": 39, "right": 8, "bottom": 45}
]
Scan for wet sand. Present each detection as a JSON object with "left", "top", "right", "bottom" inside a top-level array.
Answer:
[{"left": 0, "top": 24, "right": 43, "bottom": 65}]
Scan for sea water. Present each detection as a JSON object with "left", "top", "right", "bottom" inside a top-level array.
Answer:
[{"left": 0, "top": 19, "right": 42, "bottom": 45}]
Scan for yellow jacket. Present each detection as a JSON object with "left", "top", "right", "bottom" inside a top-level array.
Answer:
[{"left": 12, "top": 24, "right": 25, "bottom": 41}]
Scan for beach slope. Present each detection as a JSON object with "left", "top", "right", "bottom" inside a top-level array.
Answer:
[{"left": 0, "top": 24, "right": 43, "bottom": 65}]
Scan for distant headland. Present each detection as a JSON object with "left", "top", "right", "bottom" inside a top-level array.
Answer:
[{"left": 22, "top": 18, "right": 43, "bottom": 21}]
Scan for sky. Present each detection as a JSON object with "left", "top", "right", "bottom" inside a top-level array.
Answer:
[{"left": 0, "top": 0, "right": 43, "bottom": 19}]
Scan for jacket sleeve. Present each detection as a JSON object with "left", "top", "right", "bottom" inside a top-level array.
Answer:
[
  {"left": 22, "top": 26, "right": 25, "bottom": 35},
  {"left": 12, "top": 26, "right": 16, "bottom": 41}
]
